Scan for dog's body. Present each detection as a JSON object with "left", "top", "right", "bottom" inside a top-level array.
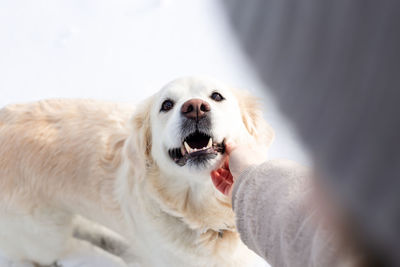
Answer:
[{"left": 0, "top": 77, "right": 273, "bottom": 266}]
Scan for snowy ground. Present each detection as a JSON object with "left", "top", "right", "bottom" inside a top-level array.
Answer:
[{"left": 0, "top": 0, "right": 310, "bottom": 266}]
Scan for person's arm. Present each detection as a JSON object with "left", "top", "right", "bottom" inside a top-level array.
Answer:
[
  {"left": 211, "top": 145, "right": 343, "bottom": 266},
  {"left": 232, "top": 160, "right": 340, "bottom": 266}
]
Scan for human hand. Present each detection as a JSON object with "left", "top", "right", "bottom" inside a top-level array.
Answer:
[
  {"left": 211, "top": 141, "right": 268, "bottom": 197},
  {"left": 211, "top": 156, "right": 234, "bottom": 196}
]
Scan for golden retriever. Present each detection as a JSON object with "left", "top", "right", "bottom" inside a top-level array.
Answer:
[{"left": 0, "top": 77, "right": 273, "bottom": 267}]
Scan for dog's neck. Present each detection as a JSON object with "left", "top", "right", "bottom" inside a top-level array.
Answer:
[
  {"left": 148, "top": 163, "right": 236, "bottom": 232},
  {"left": 116, "top": 156, "right": 236, "bottom": 242}
]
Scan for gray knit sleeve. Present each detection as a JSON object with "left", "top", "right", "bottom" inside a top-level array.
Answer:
[
  {"left": 223, "top": 1, "right": 400, "bottom": 264},
  {"left": 232, "top": 160, "right": 339, "bottom": 267}
]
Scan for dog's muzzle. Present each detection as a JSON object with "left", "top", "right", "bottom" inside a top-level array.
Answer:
[
  {"left": 168, "top": 131, "right": 225, "bottom": 167},
  {"left": 168, "top": 114, "right": 225, "bottom": 166},
  {"left": 168, "top": 98, "right": 226, "bottom": 167}
]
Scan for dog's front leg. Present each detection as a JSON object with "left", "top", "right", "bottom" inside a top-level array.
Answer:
[{"left": 55, "top": 239, "right": 127, "bottom": 267}]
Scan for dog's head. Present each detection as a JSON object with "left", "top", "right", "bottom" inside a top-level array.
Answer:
[{"left": 132, "top": 77, "right": 274, "bottom": 180}]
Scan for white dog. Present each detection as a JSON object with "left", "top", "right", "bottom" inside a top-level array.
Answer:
[{"left": 0, "top": 77, "right": 274, "bottom": 267}]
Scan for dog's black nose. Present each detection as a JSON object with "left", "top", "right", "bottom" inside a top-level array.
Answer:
[{"left": 181, "top": 98, "right": 210, "bottom": 121}]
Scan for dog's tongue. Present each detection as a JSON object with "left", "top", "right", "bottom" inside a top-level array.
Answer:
[{"left": 210, "top": 158, "right": 233, "bottom": 196}]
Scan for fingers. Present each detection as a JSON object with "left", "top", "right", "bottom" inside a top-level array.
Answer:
[
  {"left": 219, "top": 169, "right": 232, "bottom": 182},
  {"left": 211, "top": 170, "right": 223, "bottom": 187},
  {"left": 211, "top": 169, "right": 234, "bottom": 196},
  {"left": 213, "top": 138, "right": 267, "bottom": 196}
]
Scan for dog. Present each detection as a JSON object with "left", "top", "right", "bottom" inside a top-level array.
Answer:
[{"left": 0, "top": 77, "right": 274, "bottom": 267}]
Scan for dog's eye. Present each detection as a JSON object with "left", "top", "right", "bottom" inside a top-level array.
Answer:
[
  {"left": 210, "top": 92, "right": 224, "bottom": 102},
  {"left": 160, "top": 99, "right": 174, "bottom": 112}
]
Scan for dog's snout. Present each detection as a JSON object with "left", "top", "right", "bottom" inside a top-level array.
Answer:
[{"left": 181, "top": 99, "right": 210, "bottom": 120}]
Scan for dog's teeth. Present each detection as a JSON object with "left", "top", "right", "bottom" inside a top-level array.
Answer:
[
  {"left": 184, "top": 142, "right": 193, "bottom": 153},
  {"left": 207, "top": 138, "right": 212, "bottom": 148}
]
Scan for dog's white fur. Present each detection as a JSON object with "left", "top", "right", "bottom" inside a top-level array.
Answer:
[{"left": 0, "top": 77, "right": 273, "bottom": 267}]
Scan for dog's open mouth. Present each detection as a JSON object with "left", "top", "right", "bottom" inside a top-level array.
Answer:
[{"left": 168, "top": 131, "right": 225, "bottom": 166}]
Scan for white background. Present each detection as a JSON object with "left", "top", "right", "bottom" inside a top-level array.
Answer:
[{"left": 0, "top": 0, "right": 309, "bottom": 164}]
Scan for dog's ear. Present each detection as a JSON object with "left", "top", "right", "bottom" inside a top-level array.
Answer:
[
  {"left": 235, "top": 89, "right": 275, "bottom": 147},
  {"left": 119, "top": 96, "right": 154, "bottom": 189},
  {"left": 130, "top": 96, "right": 154, "bottom": 160},
  {"left": 124, "top": 95, "right": 154, "bottom": 182}
]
